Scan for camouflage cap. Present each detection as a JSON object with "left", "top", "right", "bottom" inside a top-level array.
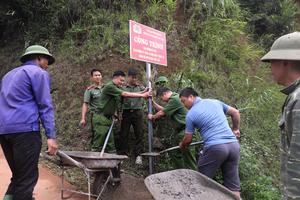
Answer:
[{"left": 155, "top": 76, "right": 168, "bottom": 84}]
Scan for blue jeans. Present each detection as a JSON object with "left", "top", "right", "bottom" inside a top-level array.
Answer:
[{"left": 0, "top": 131, "right": 42, "bottom": 200}]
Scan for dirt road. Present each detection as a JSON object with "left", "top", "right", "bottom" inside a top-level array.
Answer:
[
  {"left": 0, "top": 148, "right": 82, "bottom": 200},
  {"left": 0, "top": 148, "right": 153, "bottom": 200}
]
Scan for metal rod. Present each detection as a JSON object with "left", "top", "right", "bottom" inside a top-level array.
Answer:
[
  {"left": 87, "top": 171, "right": 91, "bottom": 200},
  {"left": 160, "top": 141, "right": 203, "bottom": 154},
  {"left": 100, "top": 119, "right": 115, "bottom": 157},
  {"left": 61, "top": 166, "right": 64, "bottom": 199},
  {"left": 146, "top": 62, "right": 154, "bottom": 174},
  {"left": 61, "top": 188, "right": 98, "bottom": 197},
  {"left": 96, "top": 170, "right": 113, "bottom": 200}
]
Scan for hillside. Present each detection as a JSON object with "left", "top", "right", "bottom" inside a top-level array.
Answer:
[{"left": 1, "top": 1, "right": 300, "bottom": 199}]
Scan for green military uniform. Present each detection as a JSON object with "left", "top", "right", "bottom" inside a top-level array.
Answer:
[
  {"left": 155, "top": 76, "right": 168, "bottom": 89},
  {"left": 92, "top": 81, "right": 123, "bottom": 152},
  {"left": 83, "top": 85, "right": 103, "bottom": 150},
  {"left": 162, "top": 93, "right": 197, "bottom": 170},
  {"left": 154, "top": 76, "right": 173, "bottom": 147},
  {"left": 279, "top": 78, "right": 300, "bottom": 200},
  {"left": 261, "top": 32, "right": 300, "bottom": 199},
  {"left": 119, "top": 83, "right": 145, "bottom": 156}
]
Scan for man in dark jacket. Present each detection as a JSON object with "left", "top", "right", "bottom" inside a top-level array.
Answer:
[
  {"left": 0, "top": 45, "right": 58, "bottom": 200},
  {"left": 261, "top": 32, "right": 300, "bottom": 200}
]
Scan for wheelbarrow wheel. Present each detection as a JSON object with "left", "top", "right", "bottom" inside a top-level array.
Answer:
[
  {"left": 93, "top": 168, "right": 120, "bottom": 199},
  {"left": 111, "top": 164, "right": 121, "bottom": 183},
  {"left": 93, "top": 171, "right": 109, "bottom": 195}
]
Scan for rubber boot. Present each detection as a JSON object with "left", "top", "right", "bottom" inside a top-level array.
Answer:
[
  {"left": 3, "top": 194, "right": 13, "bottom": 200},
  {"left": 3, "top": 194, "right": 35, "bottom": 200}
]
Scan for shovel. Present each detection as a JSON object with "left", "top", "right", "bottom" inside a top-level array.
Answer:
[
  {"left": 141, "top": 141, "right": 203, "bottom": 157},
  {"left": 100, "top": 119, "right": 116, "bottom": 157}
]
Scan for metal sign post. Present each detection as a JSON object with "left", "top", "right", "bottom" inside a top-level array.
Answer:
[
  {"left": 146, "top": 62, "right": 154, "bottom": 174},
  {"left": 129, "top": 20, "right": 167, "bottom": 174}
]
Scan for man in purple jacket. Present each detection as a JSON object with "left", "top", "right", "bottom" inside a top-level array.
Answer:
[{"left": 0, "top": 45, "right": 58, "bottom": 200}]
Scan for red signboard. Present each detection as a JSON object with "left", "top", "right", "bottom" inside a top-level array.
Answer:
[{"left": 129, "top": 20, "right": 167, "bottom": 66}]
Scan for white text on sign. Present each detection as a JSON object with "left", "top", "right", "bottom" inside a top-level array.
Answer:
[{"left": 133, "top": 37, "right": 164, "bottom": 50}]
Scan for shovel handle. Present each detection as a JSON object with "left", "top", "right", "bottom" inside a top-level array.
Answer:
[
  {"left": 160, "top": 141, "right": 203, "bottom": 154},
  {"left": 100, "top": 119, "right": 115, "bottom": 157}
]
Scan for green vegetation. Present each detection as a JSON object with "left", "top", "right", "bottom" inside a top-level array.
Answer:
[
  {"left": 238, "top": 0, "right": 298, "bottom": 48},
  {"left": 0, "top": 0, "right": 299, "bottom": 199}
]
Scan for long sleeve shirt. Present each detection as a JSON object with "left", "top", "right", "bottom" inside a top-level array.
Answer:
[
  {"left": 279, "top": 78, "right": 300, "bottom": 199},
  {"left": 0, "top": 61, "right": 56, "bottom": 139},
  {"left": 122, "top": 83, "right": 145, "bottom": 110}
]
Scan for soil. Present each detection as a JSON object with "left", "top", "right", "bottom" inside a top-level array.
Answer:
[
  {"left": 0, "top": 148, "right": 83, "bottom": 200},
  {"left": 0, "top": 148, "right": 153, "bottom": 200},
  {"left": 102, "top": 173, "right": 153, "bottom": 200}
]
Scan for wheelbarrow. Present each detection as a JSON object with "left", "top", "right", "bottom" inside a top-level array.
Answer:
[
  {"left": 48, "top": 150, "right": 128, "bottom": 200},
  {"left": 144, "top": 169, "right": 240, "bottom": 200}
]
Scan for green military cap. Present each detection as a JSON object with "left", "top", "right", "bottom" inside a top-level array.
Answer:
[
  {"left": 261, "top": 32, "right": 300, "bottom": 62},
  {"left": 155, "top": 76, "right": 168, "bottom": 84},
  {"left": 20, "top": 45, "right": 55, "bottom": 65},
  {"left": 128, "top": 68, "right": 138, "bottom": 76}
]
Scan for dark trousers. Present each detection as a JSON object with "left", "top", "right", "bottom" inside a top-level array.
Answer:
[
  {"left": 119, "top": 109, "right": 144, "bottom": 156},
  {"left": 0, "top": 132, "right": 42, "bottom": 200},
  {"left": 198, "top": 142, "right": 240, "bottom": 191}
]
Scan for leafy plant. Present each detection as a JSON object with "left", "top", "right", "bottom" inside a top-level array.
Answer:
[
  {"left": 238, "top": 0, "right": 298, "bottom": 48},
  {"left": 203, "top": 0, "right": 241, "bottom": 17}
]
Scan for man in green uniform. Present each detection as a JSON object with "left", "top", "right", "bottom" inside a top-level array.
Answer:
[
  {"left": 261, "top": 32, "right": 300, "bottom": 199},
  {"left": 119, "top": 68, "right": 145, "bottom": 165},
  {"left": 148, "top": 87, "right": 197, "bottom": 170},
  {"left": 95, "top": 70, "right": 150, "bottom": 153},
  {"left": 153, "top": 75, "right": 174, "bottom": 148},
  {"left": 155, "top": 76, "right": 168, "bottom": 88},
  {"left": 80, "top": 69, "right": 103, "bottom": 151}
]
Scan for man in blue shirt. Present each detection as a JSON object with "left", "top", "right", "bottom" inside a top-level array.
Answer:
[
  {"left": 0, "top": 45, "right": 58, "bottom": 200},
  {"left": 179, "top": 87, "right": 241, "bottom": 198}
]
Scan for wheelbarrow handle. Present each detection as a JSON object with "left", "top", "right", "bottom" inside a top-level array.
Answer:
[
  {"left": 57, "top": 150, "right": 86, "bottom": 170},
  {"left": 40, "top": 152, "right": 61, "bottom": 165},
  {"left": 160, "top": 141, "right": 204, "bottom": 154}
]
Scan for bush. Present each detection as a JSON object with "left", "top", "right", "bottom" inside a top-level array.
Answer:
[
  {"left": 174, "top": 1, "right": 289, "bottom": 199},
  {"left": 238, "top": 0, "right": 298, "bottom": 48}
]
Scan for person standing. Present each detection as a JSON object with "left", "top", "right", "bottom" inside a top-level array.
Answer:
[
  {"left": 148, "top": 87, "right": 197, "bottom": 170},
  {"left": 179, "top": 87, "right": 241, "bottom": 198},
  {"left": 261, "top": 32, "right": 300, "bottom": 200},
  {"left": 119, "top": 68, "right": 145, "bottom": 165},
  {"left": 94, "top": 70, "right": 150, "bottom": 153},
  {"left": 0, "top": 45, "right": 58, "bottom": 200},
  {"left": 80, "top": 69, "right": 104, "bottom": 151},
  {"left": 153, "top": 75, "right": 173, "bottom": 149}
]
